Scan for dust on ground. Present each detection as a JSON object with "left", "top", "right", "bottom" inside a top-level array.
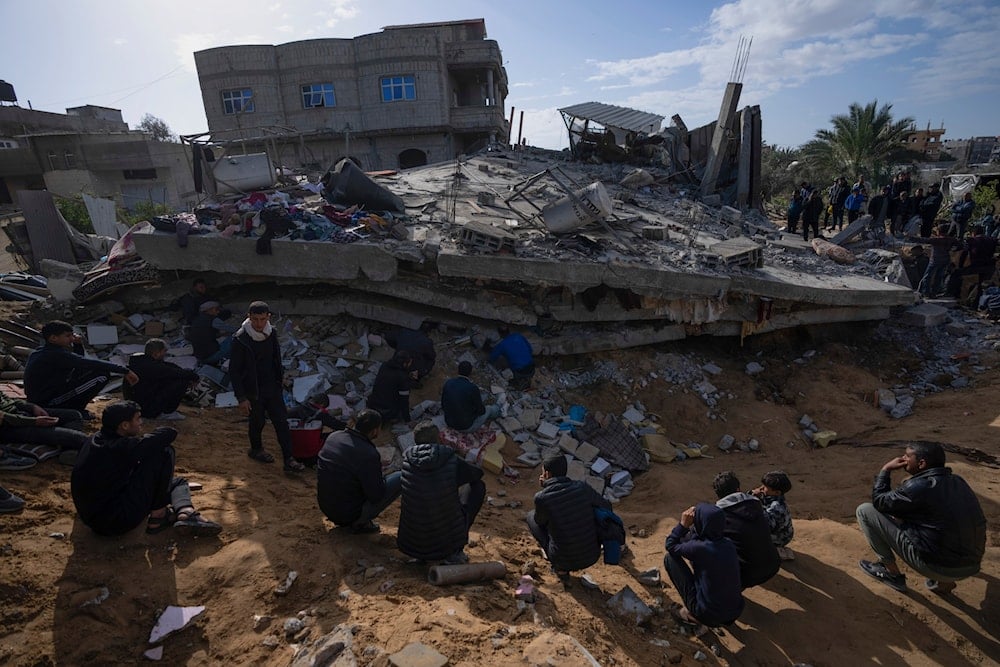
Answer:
[{"left": 1, "top": 303, "right": 998, "bottom": 667}]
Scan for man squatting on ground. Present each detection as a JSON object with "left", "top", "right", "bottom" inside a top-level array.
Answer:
[{"left": 857, "top": 442, "right": 986, "bottom": 595}]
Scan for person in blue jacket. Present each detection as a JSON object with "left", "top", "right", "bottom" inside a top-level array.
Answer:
[
  {"left": 664, "top": 503, "right": 744, "bottom": 628},
  {"left": 489, "top": 326, "right": 535, "bottom": 390}
]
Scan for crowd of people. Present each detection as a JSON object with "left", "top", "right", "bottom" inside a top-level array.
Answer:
[
  {"left": 0, "top": 293, "right": 987, "bottom": 640},
  {"left": 785, "top": 173, "right": 998, "bottom": 301}
]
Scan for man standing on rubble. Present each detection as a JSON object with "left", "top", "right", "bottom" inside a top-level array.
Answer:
[
  {"left": 229, "top": 301, "right": 305, "bottom": 472},
  {"left": 489, "top": 326, "right": 535, "bottom": 391},
  {"left": 826, "top": 177, "right": 849, "bottom": 230},
  {"left": 25, "top": 321, "right": 138, "bottom": 415},
  {"left": 918, "top": 183, "right": 944, "bottom": 238}
]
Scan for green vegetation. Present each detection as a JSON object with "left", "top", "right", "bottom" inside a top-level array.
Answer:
[
  {"left": 56, "top": 194, "right": 175, "bottom": 235},
  {"left": 971, "top": 182, "right": 998, "bottom": 219},
  {"left": 121, "top": 200, "right": 174, "bottom": 226}
]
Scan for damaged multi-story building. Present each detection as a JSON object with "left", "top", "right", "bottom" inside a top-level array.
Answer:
[{"left": 193, "top": 18, "right": 509, "bottom": 171}]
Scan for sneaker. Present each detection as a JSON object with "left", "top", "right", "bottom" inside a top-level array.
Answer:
[
  {"left": 444, "top": 550, "right": 469, "bottom": 565},
  {"left": 0, "top": 489, "right": 25, "bottom": 514},
  {"left": 859, "top": 560, "right": 907, "bottom": 592},
  {"left": 155, "top": 411, "right": 186, "bottom": 421},
  {"left": 925, "top": 579, "right": 957, "bottom": 595},
  {"left": 351, "top": 520, "right": 380, "bottom": 534},
  {"left": 0, "top": 453, "right": 37, "bottom": 471}
]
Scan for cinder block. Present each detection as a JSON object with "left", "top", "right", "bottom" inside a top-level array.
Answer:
[
  {"left": 900, "top": 303, "right": 948, "bottom": 328},
  {"left": 558, "top": 433, "right": 579, "bottom": 454},
  {"left": 567, "top": 459, "right": 587, "bottom": 481},
  {"left": 574, "top": 441, "right": 600, "bottom": 463},
  {"left": 584, "top": 475, "right": 605, "bottom": 494}
]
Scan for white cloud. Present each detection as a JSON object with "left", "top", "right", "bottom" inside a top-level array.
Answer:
[
  {"left": 113, "top": 37, "right": 127, "bottom": 46},
  {"left": 321, "top": 1, "right": 359, "bottom": 28}
]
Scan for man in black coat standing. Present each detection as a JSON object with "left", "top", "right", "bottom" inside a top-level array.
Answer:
[
  {"left": 316, "top": 409, "right": 401, "bottom": 534},
  {"left": 229, "top": 301, "right": 304, "bottom": 472},
  {"left": 527, "top": 452, "right": 611, "bottom": 578},
  {"left": 857, "top": 442, "right": 986, "bottom": 595},
  {"left": 127, "top": 339, "right": 199, "bottom": 420},
  {"left": 397, "top": 421, "right": 485, "bottom": 563},
  {"left": 712, "top": 471, "right": 780, "bottom": 589},
  {"left": 367, "top": 350, "right": 417, "bottom": 424}
]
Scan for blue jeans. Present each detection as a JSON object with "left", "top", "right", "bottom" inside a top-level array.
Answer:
[
  {"left": 460, "top": 404, "right": 501, "bottom": 433},
  {"left": 357, "top": 472, "right": 402, "bottom": 524},
  {"left": 918, "top": 260, "right": 948, "bottom": 296}
]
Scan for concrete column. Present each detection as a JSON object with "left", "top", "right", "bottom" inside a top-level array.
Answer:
[
  {"left": 486, "top": 69, "right": 495, "bottom": 106},
  {"left": 699, "top": 82, "right": 742, "bottom": 198},
  {"left": 736, "top": 107, "right": 752, "bottom": 209}
]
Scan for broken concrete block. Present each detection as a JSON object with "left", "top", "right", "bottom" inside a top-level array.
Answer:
[
  {"left": 567, "top": 459, "right": 586, "bottom": 481},
  {"left": 519, "top": 440, "right": 539, "bottom": 455},
  {"left": 518, "top": 409, "right": 541, "bottom": 429},
  {"left": 389, "top": 642, "right": 448, "bottom": 667},
  {"left": 702, "top": 362, "right": 722, "bottom": 375},
  {"left": 719, "top": 205, "right": 742, "bottom": 223},
  {"left": 517, "top": 452, "right": 541, "bottom": 467},
  {"left": 499, "top": 416, "right": 522, "bottom": 432},
  {"left": 876, "top": 389, "right": 897, "bottom": 412},
  {"left": 745, "top": 361, "right": 764, "bottom": 376},
  {"left": 144, "top": 320, "right": 165, "bottom": 337},
  {"left": 812, "top": 431, "right": 837, "bottom": 448},
  {"left": 558, "top": 433, "right": 579, "bottom": 454},
  {"left": 622, "top": 406, "right": 645, "bottom": 424},
  {"left": 718, "top": 434, "right": 735, "bottom": 451},
  {"left": 291, "top": 623, "right": 354, "bottom": 667},
  {"left": 584, "top": 475, "right": 605, "bottom": 495},
  {"left": 86, "top": 324, "right": 118, "bottom": 346},
  {"left": 642, "top": 226, "right": 669, "bottom": 240},
  {"left": 891, "top": 395, "right": 915, "bottom": 419},
  {"left": 574, "top": 441, "right": 599, "bottom": 463},
  {"left": 480, "top": 441, "right": 504, "bottom": 475},
  {"left": 590, "top": 457, "right": 611, "bottom": 476},
  {"left": 607, "top": 586, "right": 653, "bottom": 626},
  {"left": 945, "top": 322, "right": 968, "bottom": 337},
  {"left": 536, "top": 422, "right": 560, "bottom": 439},
  {"left": 900, "top": 303, "right": 948, "bottom": 328},
  {"left": 701, "top": 194, "right": 722, "bottom": 207}
]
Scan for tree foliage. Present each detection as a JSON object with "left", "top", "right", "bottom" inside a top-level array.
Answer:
[
  {"left": 759, "top": 143, "right": 801, "bottom": 204},
  {"left": 136, "top": 113, "right": 177, "bottom": 142},
  {"left": 801, "top": 100, "right": 914, "bottom": 186},
  {"left": 971, "top": 182, "right": 998, "bottom": 220}
]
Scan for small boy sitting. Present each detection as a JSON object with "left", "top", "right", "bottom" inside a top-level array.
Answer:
[{"left": 753, "top": 470, "right": 794, "bottom": 561}]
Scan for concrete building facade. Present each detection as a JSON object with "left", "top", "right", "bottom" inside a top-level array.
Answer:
[
  {"left": 194, "top": 18, "right": 508, "bottom": 171},
  {"left": 0, "top": 104, "right": 196, "bottom": 211},
  {"left": 903, "top": 124, "right": 945, "bottom": 161}
]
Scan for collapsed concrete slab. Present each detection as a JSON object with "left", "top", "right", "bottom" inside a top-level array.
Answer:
[{"left": 127, "top": 150, "right": 915, "bottom": 353}]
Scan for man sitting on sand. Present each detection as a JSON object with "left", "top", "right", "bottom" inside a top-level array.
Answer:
[
  {"left": 396, "top": 421, "right": 485, "bottom": 564},
  {"left": 71, "top": 401, "right": 220, "bottom": 536},
  {"left": 316, "top": 409, "right": 401, "bottom": 534},
  {"left": 126, "top": 339, "right": 199, "bottom": 421},
  {"left": 664, "top": 503, "right": 744, "bottom": 630},
  {"left": 25, "top": 321, "right": 138, "bottom": 414},
  {"left": 856, "top": 442, "right": 986, "bottom": 595},
  {"left": 1, "top": 387, "right": 88, "bottom": 454},
  {"left": 526, "top": 452, "right": 612, "bottom": 581},
  {"left": 441, "top": 361, "right": 500, "bottom": 433}
]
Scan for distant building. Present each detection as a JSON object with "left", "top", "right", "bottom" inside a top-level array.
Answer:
[
  {"left": 968, "top": 136, "right": 999, "bottom": 165},
  {"left": 194, "top": 18, "right": 509, "bottom": 171},
  {"left": 0, "top": 104, "right": 195, "bottom": 210},
  {"left": 903, "top": 123, "right": 945, "bottom": 161}
]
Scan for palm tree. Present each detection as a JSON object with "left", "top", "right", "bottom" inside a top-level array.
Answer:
[{"left": 801, "top": 100, "right": 914, "bottom": 185}]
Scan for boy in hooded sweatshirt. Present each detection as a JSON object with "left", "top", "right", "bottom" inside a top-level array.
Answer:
[
  {"left": 712, "top": 471, "right": 780, "bottom": 588},
  {"left": 664, "top": 503, "right": 744, "bottom": 628}
]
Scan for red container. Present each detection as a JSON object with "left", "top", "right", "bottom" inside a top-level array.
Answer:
[{"left": 288, "top": 419, "right": 323, "bottom": 458}]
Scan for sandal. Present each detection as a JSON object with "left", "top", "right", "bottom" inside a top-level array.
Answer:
[
  {"left": 173, "top": 510, "right": 222, "bottom": 536},
  {"left": 146, "top": 508, "right": 176, "bottom": 534},
  {"left": 283, "top": 459, "right": 305, "bottom": 472},
  {"left": 247, "top": 449, "right": 275, "bottom": 464}
]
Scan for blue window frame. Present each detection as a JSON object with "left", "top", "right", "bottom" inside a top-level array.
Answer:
[
  {"left": 222, "top": 88, "right": 254, "bottom": 115},
  {"left": 302, "top": 83, "right": 336, "bottom": 109},
  {"left": 381, "top": 75, "right": 415, "bottom": 102}
]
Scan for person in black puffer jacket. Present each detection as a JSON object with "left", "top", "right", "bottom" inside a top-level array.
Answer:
[
  {"left": 397, "top": 421, "right": 485, "bottom": 563},
  {"left": 711, "top": 472, "right": 780, "bottom": 589},
  {"left": 527, "top": 452, "right": 611, "bottom": 574},
  {"left": 857, "top": 442, "right": 986, "bottom": 595}
]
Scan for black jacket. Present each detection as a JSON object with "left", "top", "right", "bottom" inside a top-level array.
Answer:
[
  {"left": 441, "top": 376, "right": 485, "bottom": 430},
  {"left": 25, "top": 343, "right": 128, "bottom": 406},
  {"left": 918, "top": 191, "right": 944, "bottom": 222},
  {"left": 229, "top": 329, "right": 283, "bottom": 401},
  {"left": 397, "top": 442, "right": 483, "bottom": 560},
  {"left": 386, "top": 328, "right": 436, "bottom": 377},
  {"left": 367, "top": 356, "right": 414, "bottom": 420},
  {"left": 715, "top": 492, "right": 780, "bottom": 588},
  {"left": 71, "top": 427, "right": 177, "bottom": 536},
  {"left": 316, "top": 428, "right": 386, "bottom": 526},
  {"left": 872, "top": 467, "right": 986, "bottom": 569},
  {"left": 532, "top": 476, "right": 610, "bottom": 572},
  {"left": 127, "top": 353, "right": 198, "bottom": 415},
  {"left": 187, "top": 312, "right": 220, "bottom": 360}
]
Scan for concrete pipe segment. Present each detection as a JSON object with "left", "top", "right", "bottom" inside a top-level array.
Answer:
[{"left": 427, "top": 561, "right": 507, "bottom": 586}]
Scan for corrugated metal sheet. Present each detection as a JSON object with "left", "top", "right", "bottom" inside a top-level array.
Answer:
[
  {"left": 559, "top": 102, "right": 664, "bottom": 134},
  {"left": 15, "top": 190, "right": 76, "bottom": 269}
]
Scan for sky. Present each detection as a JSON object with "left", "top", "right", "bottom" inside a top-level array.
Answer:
[{"left": 2, "top": 0, "right": 998, "bottom": 152}]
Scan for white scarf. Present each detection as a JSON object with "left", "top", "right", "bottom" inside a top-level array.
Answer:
[{"left": 241, "top": 318, "right": 273, "bottom": 342}]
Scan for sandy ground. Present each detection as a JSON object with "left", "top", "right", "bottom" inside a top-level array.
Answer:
[{"left": 1, "top": 309, "right": 998, "bottom": 667}]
